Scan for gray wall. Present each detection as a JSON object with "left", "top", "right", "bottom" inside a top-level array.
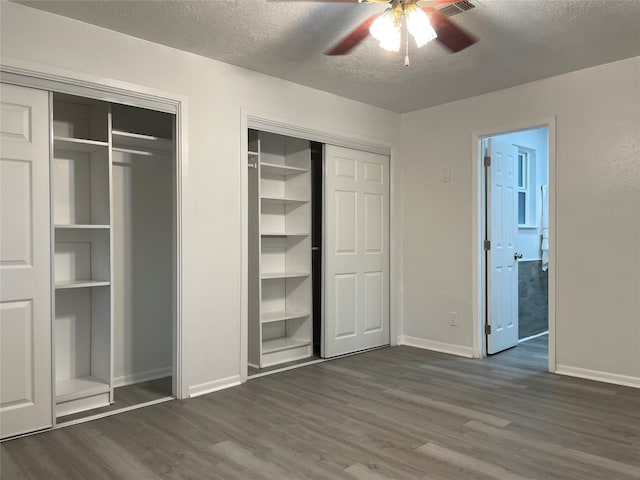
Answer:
[{"left": 518, "top": 261, "right": 548, "bottom": 339}]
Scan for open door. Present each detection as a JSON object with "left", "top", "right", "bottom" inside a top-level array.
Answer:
[
  {"left": 323, "top": 145, "right": 389, "bottom": 358},
  {"left": 486, "top": 138, "right": 520, "bottom": 354},
  {"left": 0, "top": 84, "right": 53, "bottom": 438}
]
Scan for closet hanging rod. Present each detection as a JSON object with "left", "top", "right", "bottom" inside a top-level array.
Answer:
[
  {"left": 112, "top": 146, "right": 170, "bottom": 157},
  {"left": 111, "top": 130, "right": 173, "bottom": 151}
]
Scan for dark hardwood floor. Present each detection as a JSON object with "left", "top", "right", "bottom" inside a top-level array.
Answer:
[{"left": 2, "top": 340, "right": 639, "bottom": 480}]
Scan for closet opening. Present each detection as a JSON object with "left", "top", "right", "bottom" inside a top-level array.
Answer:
[
  {"left": 246, "top": 128, "right": 391, "bottom": 377},
  {"left": 52, "top": 94, "right": 177, "bottom": 423},
  {"left": 247, "top": 130, "right": 322, "bottom": 376}
]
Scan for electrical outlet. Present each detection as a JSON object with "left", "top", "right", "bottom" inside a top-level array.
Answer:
[
  {"left": 449, "top": 312, "right": 458, "bottom": 327},
  {"left": 440, "top": 167, "right": 451, "bottom": 182}
]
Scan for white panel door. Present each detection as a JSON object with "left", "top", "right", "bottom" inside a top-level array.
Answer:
[
  {"left": 0, "top": 83, "right": 52, "bottom": 438},
  {"left": 486, "top": 139, "right": 519, "bottom": 354},
  {"left": 324, "top": 145, "right": 389, "bottom": 357}
]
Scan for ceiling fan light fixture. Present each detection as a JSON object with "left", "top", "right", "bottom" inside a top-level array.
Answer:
[
  {"left": 379, "top": 26, "right": 401, "bottom": 52},
  {"left": 405, "top": 5, "right": 437, "bottom": 48},
  {"left": 370, "top": 7, "right": 401, "bottom": 52}
]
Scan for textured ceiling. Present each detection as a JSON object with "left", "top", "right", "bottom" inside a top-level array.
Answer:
[{"left": 13, "top": 0, "right": 640, "bottom": 113}]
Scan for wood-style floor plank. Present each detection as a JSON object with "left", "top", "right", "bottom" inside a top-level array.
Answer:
[{"left": 2, "top": 336, "right": 639, "bottom": 479}]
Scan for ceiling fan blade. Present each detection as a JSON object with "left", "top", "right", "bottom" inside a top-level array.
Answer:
[
  {"left": 325, "top": 13, "right": 379, "bottom": 55},
  {"left": 423, "top": 6, "right": 477, "bottom": 53}
]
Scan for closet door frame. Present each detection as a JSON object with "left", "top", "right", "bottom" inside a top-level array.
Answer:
[
  {"left": 241, "top": 109, "right": 399, "bottom": 382},
  {"left": 0, "top": 64, "right": 188, "bottom": 402}
]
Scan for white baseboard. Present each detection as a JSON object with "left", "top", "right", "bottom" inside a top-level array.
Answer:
[
  {"left": 113, "top": 366, "right": 173, "bottom": 388},
  {"left": 188, "top": 375, "right": 241, "bottom": 398},
  {"left": 397, "top": 335, "right": 474, "bottom": 358},
  {"left": 555, "top": 365, "right": 640, "bottom": 389}
]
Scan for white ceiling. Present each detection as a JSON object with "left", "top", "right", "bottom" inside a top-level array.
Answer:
[{"left": 14, "top": 0, "right": 640, "bottom": 113}]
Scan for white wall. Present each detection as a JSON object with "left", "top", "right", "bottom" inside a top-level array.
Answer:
[
  {"left": 401, "top": 56, "right": 640, "bottom": 383},
  {"left": 492, "top": 127, "right": 548, "bottom": 261},
  {"left": 0, "top": 2, "right": 401, "bottom": 395},
  {"left": 3, "top": 2, "right": 637, "bottom": 391},
  {"left": 112, "top": 151, "right": 173, "bottom": 386}
]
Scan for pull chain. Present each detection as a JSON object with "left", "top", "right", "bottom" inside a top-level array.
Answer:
[{"left": 404, "top": 15, "right": 410, "bottom": 67}]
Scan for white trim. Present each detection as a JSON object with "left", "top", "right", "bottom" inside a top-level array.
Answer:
[
  {"left": 55, "top": 397, "right": 174, "bottom": 430},
  {"left": 397, "top": 336, "right": 474, "bottom": 358},
  {"left": 389, "top": 145, "right": 401, "bottom": 347},
  {"left": 0, "top": 60, "right": 188, "bottom": 401},
  {"left": 518, "top": 330, "right": 549, "bottom": 343},
  {"left": 188, "top": 375, "right": 242, "bottom": 398},
  {"left": 239, "top": 112, "right": 249, "bottom": 384},
  {"left": 48, "top": 92, "right": 57, "bottom": 427},
  {"left": 239, "top": 108, "right": 398, "bottom": 381},
  {"left": 471, "top": 117, "right": 557, "bottom": 374},
  {"left": 1, "top": 58, "right": 178, "bottom": 113},
  {"left": 113, "top": 367, "right": 173, "bottom": 388},
  {"left": 249, "top": 345, "right": 388, "bottom": 379},
  {"left": 248, "top": 358, "right": 328, "bottom": 379},
  {"left": 555, "top": 365, "right": 640, "bottom": 389},
  {"left": 245, "top": 110, "right": 393, "bottom": 156},
  {"left": 175, "top": 99, "right": 188, "bottom": 400}
]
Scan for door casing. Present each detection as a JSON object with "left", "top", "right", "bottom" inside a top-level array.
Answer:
[
  {"left": 0, "top": 61, "right": 187, "bottom": 406},
  {"left": 241, "top": 111, "right": 398, "bottom": 382}
]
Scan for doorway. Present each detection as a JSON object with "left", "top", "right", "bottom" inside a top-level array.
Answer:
[
  {"left": 476, "top": 123, "right": 553, "bottom": 369},
  {"left": 55, "top": 99, "right": 178, "bottom": 424}
]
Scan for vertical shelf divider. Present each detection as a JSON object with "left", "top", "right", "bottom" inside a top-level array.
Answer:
[{"left": 52, "top": 93, "right": 113, "bottom": 417}]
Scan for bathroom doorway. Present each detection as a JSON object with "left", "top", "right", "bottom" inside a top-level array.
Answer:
[{"left": 481, "top": 126, "right": 550, "bottom": 367}]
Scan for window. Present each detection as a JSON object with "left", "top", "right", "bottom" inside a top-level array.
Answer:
[{"left": 517, "top": 151, "right": 530, "bottom": 225}]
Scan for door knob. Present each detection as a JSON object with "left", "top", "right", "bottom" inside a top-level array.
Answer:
[{"left": 514, "top": 252, "right": 523, "bottom": 260}]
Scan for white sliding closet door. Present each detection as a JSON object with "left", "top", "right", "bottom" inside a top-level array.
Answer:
[
  {"left": 323, "top": 145, "right": 389, "bottom": 358},
  {"left": 0, "top": 84, "right": 52, "bottom": 438}
]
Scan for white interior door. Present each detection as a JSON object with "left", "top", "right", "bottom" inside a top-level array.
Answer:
[
  {"left": 486, "top": 138, "right": 520, "bottom": 354},
  {"left": 0, "top": 83, "right": 52, "bottom": 438},
  {"left": 323, "top": 145, "right": 389, "bottom": 358}
]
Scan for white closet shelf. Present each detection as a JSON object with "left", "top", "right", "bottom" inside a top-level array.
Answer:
[
  {"left": 54, "top": 136, "right": 108, "bottom": 153},
  {"left": 261, "top": 310, "right": 310, "bottom": 324},
  {"left": 55, "top": 224, "right": 110, "bottom": 229},
  {"left": 56, "top": 376, "right": 110, "bottom": 403},
  {"left": 261, "top": 196, "right": 309, "bottom": 205},
  {"left": 112, "top": 130, "right": 172, "bottom": 154},
  {"left": 261, "top": 272, "right": 309, "bottom": 280},
  {"left": 261, "top": 232, "right": 309, "bottom": 237},
  {"left": 260, "top": 162, "right": 308, "bottom": 176},
  {"left": 262, "top": 337, "right": 311, "bottom": 354},
  {"left": 55, "top": 280, "right": 111, "bottom": 290},
  {"left": 248, "top": 151, "right": 259, "bottom": 156}
]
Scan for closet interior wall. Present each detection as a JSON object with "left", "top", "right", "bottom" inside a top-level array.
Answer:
[{"left": 111, "top": 104, "right": 174, "bottom": 389}]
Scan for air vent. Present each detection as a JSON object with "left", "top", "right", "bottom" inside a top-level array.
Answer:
[{"left": 439, "top": 0, "right": 476, "bottom": 17}]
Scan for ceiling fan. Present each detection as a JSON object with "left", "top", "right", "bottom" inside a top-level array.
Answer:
[{"left": 276, "top": 0, "right": 477, "bottom": 62}]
